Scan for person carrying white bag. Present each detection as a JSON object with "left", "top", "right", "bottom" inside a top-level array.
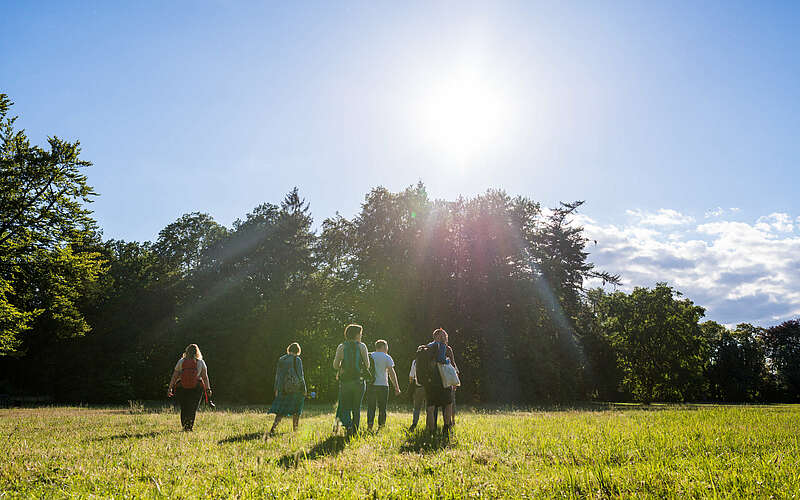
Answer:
[{"left": 424, "top": 328, "right": 459, "bottom": 436}]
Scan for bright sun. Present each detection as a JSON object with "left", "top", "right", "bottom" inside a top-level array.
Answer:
[{"left": 416, "top": 68, "right": 513, "bottom": 162}]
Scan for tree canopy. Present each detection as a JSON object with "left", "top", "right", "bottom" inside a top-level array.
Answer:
[
  {"left": 0, "top": 94, "right": 104, "bottom": 355},
  {"left": 0, "top": 93, "right": 797, "bottom": 404}
]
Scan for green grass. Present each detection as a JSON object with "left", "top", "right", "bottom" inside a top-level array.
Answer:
[{"left": 1, "top": 404, "right": 798, "bottom": 498}]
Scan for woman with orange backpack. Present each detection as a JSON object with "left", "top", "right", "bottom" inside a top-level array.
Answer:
[{"left": 167, "top": 344, "right": 212, "bottom": 431}]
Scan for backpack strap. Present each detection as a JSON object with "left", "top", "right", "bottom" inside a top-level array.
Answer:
[{"left": 342, "top": 341, "right": 361, "bottom": 380}]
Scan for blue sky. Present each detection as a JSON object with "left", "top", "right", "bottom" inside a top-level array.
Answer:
[{"left": 3, "top": 1, "right": 799, "bottom": 325}]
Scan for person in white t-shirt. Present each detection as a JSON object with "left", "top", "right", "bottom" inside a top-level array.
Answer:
[{"left": 366, "top": 339, "right": 401, "bottom": 430}]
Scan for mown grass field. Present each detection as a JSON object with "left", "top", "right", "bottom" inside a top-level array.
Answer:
[{"left": 1, "top": 404, "right": 798, "bottom": 499}]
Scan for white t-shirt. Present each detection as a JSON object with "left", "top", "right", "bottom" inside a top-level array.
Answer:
[
  {"left": 370, "top": 351, "right": 394, "bottom": 386},
  {"left": 409, "top": 359, "right": 422, "bottom": 387},
  {"left": 174, "top": 358, "right": 207, "bottom": 382}
]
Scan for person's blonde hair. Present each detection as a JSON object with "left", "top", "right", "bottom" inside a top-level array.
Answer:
[
  {"left": 433, "top": 328, "right": 448, "bottom": 343},
  {"left": 182, "top": 344, "right": 203, "bottom": 360},
  {"left": 287, "top": 342, "right": 301, "bottom": 355}
]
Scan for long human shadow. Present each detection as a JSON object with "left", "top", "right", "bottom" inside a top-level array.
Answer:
[
  {"left": 399, "top": 429, "right": 451, "bottom": 454},
  {"left": 277, "top": 434, "right": 348, "bottom": 468},
  {"left": 218, "top": 432, "right": 265, "bottom": 444},
  {"left": 94, "top": 431, "right": 165, "bottom": 441}
]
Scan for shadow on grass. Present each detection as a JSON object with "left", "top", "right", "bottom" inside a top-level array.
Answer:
[
  {"left": 464, "top": 402, "right": 713, "bottom": 414},
  {"left": 399, "top": 429, "right": 451, "bottom": 454},
  {"left": 95, "top": 431, "right": 165, "bottom": 441},
  {"left": 218, "top": 432, "right": 265, "bottom": 444},
  {"left": 277, "top": 434, "right": 348, "bottom": 468}
]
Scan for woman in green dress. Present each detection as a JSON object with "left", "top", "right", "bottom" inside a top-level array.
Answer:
[{"left": 267, "top": 342, "right": 306, "bottom": 436}]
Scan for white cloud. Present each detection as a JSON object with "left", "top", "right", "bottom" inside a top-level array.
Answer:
[
  {"left": 755, "top": 213, "right": 794, "bottom": 233},
  {"left": 704, "top": 207, "right": 741, "bottom": 218},
  {"left": 580, "top": 210, "right": 800, "bottom": 326},
  {"left": 626, "top": 208, "right": 695, "bottom": 226}
]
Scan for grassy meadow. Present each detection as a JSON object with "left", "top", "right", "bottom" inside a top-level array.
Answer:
[{"left": 1, "top": 404, "right": 798, "bottom": 498}]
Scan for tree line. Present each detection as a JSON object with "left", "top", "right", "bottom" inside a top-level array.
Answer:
[{"left": 2, "top": 92, "right": 799, "bottom": 405}]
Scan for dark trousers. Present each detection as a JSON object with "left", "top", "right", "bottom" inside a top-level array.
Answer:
[
  {"left": 338, "top": 380, "right": 366, "bottom": 431},
  {"left": 176, "top": 385, "right": 203, "bottom": 430},
  {"left": 411, "top": 385, "right": 426, "bottom": 426},
  {"left": 366, "top": 385, "right": 389, "bottom": 428}
]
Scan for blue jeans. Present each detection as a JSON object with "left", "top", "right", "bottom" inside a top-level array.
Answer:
[
  {"left": 366, "top": 385, "right": 389, "bottom": 428},
  {"left": 337, "top": 380, "right": 365, "bottom": 431}
]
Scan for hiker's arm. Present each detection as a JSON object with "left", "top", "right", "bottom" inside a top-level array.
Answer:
[
  {"left": 298, "top": 358, "right": 307, "bottom": 395},
  {"left": 360, "top": 343, "right": 370, "bottom": 371},
  {"left": 167, "top": 370, "right": 180, "bottom": 396},
  {"left": 447, "top": 346, "right": 458, "bottom": 372},
  {"left": 333, "top": 344, "right": 343, "bottom": 370},
  {"left": 200, "top": 363, "right": 211, "bottom": 392},
  {"left": 389, "top": 366, "right": 401, "bottom": 395},
  {"left": 167, "top": 360, "right": 181, "bottom": 396}
]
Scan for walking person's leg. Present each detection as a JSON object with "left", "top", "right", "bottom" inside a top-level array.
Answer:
[
  {"left": 366, "top": 384, "right": 377, "bottom": 430},
  {"left": 291, "top": 393, "right": 303, "bottom": 432},
  {"left": 353, "top": 381, "right": 366, "bottom": 431},
  {"left": 334, "top": 382, "right": 345, "bottom": 432},
  {"left": 411, "top": 386, "right": 424, "bottom": 429},
  {"left": 442, "top": 408, "right": 452, "bottom": 436},
  {"left": 451, "top": 388, "right": 456, "bottom": 425},
  {"left": 377, "top": 385, "right": 389, "bottom": 427},
  {"left": 185, "top": 386, "right": 203, "bottom": 431},
  {"left": 443, "top": 389, "right": 454, "bottom": 435},
  {"left": 338, "top": 381, "right": 355, "bottom": 431},
  {"left": 269, "top": 415, "right": 284, "bottom": 435},
  {"left": 176, "top": 386, "right": 189, "bottom": 429},
  {"left": 426, "top": 405, "right": 436, "bottom": 431}
]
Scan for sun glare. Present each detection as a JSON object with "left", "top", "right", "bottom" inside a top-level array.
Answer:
[{"left": 416, "top": 69, "right": 513, "bottom": 162}]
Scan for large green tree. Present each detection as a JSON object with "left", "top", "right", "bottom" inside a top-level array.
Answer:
[
  {"left": 764, "top": 319, "right": 800, "bottom": 400},
  {"left": 0, "top": 94, "right": 104, "bottom": 355},
  {"left": 594, "top": 284, "right": 709, "bottom": 402},
  {"left": 705, "top": 322, "right": 772, "bottom": 402}
]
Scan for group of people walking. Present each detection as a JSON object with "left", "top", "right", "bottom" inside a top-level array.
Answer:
[{"left": 167, "top": 325, "right": 460, "bottom": 437}]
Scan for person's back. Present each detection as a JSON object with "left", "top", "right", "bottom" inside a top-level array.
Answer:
[
  {"left": 339, "top": 340, "right": 364, "bottom": 382},
  {"left": 415, "top": 344, "right": 436, "bottom": 388},
  {"left": 167, "top": 344, "right": 212, "bottom": 431},
  {"left": 276, "top": 352, "right": 306, "bottom": 395},
  {"left": 366, "top": 340, "right": 401, "bottom": 430},
  {"left": 268, "top": 343, "right": 306, "bottom": 436},
  {"left": 370, "top": 350, "right": 394, "bottom": 386},
  {"left": 333, "top": 324, "right": 370, "bottom": 434}
]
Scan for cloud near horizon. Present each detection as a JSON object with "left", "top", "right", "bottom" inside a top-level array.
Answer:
[{"left": 577, "top": 209, "right": 800, "bottom": 327}]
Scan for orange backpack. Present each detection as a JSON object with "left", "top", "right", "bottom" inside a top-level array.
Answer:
[{"left": 180, "top": 358, "right": 199, "bottom": 389}]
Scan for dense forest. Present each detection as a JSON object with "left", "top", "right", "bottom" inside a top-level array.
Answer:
[{"left": 2, "top": 93, "right": 799, "bottom": 405}]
